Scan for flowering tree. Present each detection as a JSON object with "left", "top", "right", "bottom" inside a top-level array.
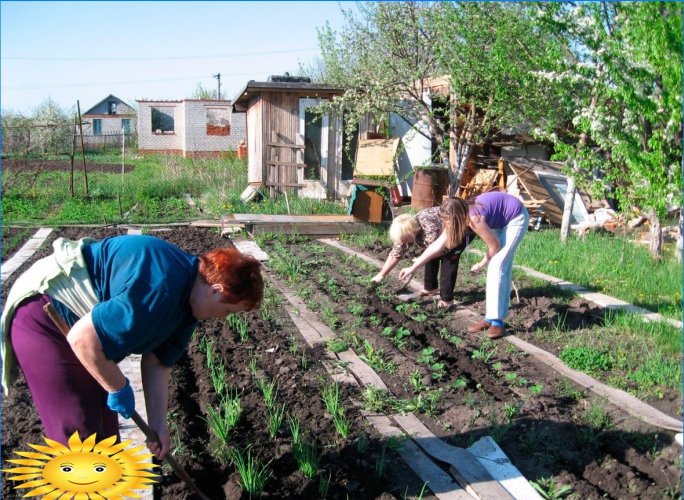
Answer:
[
  {"left": 535, "top": 2, "right": 682, "bottom": 258},
  {"left": 314, "top": 2, "right": 447, "bottom": 164}
]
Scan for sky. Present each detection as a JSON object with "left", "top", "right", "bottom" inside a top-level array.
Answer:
[{"left": 0, "top": 1, "right": 351, "bottom": 115}]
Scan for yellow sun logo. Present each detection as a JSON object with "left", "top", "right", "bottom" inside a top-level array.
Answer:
[{"left": 2, "top": 432, "right": 159, "bottom": 499}]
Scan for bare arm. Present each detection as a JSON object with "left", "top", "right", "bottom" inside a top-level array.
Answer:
[
  {"left": 469, "top": 215, "right": 501, "bottom": 273},
  {"left": 398, "top": 231, "right": 448, "bottom": 279},
  {"left": 373, "top": 254, "right": 401, "bottom": 281},
  {"left": 67, "top": 313, "right": 127, "bottom": 392},
  {"left": 141, "top": 352, "right": 171, "bottom": 459}
]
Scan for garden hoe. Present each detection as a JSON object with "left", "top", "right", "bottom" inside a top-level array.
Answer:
[{"left": 43, "top": 302, "right": 212, "bottom": 500}]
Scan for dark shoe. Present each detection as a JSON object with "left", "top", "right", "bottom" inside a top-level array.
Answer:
[
  {"left": 487, "top": 325, "right": 506, "bottom": 339},
  {"left": 467, "top": 319, "right": 491, "bottom": 333}
]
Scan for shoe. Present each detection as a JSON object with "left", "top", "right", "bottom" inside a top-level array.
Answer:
[
  {"left": 467, "top": 319, "right": 491, "bottom": 333},
  {"left": 418, "top": 289, "right": 438, "bottom": 297},
  {"left": 437, "top": 300, "right": 454, "bottom": 310},
  {"left": 487, "top": 325, "right": 506, "bottom": 339}
]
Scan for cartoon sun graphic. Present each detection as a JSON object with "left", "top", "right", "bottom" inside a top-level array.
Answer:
[{"left": 2, "top": 432, "right": 159, "bottom": 499}]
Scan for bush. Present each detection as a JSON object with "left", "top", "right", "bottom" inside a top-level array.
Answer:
[{"left": 559, "top": 346, "right": 613, "bottom": 373}]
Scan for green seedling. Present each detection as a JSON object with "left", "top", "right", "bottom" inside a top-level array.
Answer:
[
  {"left": 257, "top": 378, "right": 279, "bottom": 409},
  {"left": 530, "top": 477, "right": 573, "bottom": 499},
  {"left": 409, "top": 370, "right": 426, "bottom": 393},
  {"left": 229, "top": 446, "right": 272, "bottom": 497},
  {"left": 293, "top": 439, "right": 321, "bottom": 478},
  {"left": 227, "top": 313, "right": 250, "bottom": 342},
  {"left": 267, "top": 403, "right": 286, "bottom": 438},
  {"left": 287, "top": 413, "right": 301, "bottom": 445},
  {"left": 318, "top": 470, "right": 332, "bottom": 499},
  {"left": 326, "top": 337, "right": 350, "bottom": 353}
]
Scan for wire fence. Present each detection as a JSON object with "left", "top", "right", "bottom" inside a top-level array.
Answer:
[{"left": 2, "top": 123, "right": 137, "bottom": 156}]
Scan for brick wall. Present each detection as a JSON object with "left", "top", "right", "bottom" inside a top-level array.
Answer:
[{"left": 137, "top": 100, "right": 245, "bottom": 156}]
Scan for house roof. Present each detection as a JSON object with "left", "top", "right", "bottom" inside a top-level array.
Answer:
[
  {"left": 231, "top": 81, "right": 344, "bottom": 111},
  {"left": 82, "top": 94, "right": 134, "bottom": 115}
]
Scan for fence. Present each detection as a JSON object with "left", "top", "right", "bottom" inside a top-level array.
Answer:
[{"left": 1, "top": 124, "right": 137, "bottom": 156}]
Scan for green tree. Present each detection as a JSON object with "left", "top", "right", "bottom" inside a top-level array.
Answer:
[
  {"left": 536, "top": 2, "right": 683, "bottom": 258},
  {"left": 430, "top": 2, "right": 568, "bottom": 193},
  {"left": 315, "top": 2, "right": 447, "bottom": 166},
  {"left": 190, "top": 82, "right": 223, "bottom": 100}
]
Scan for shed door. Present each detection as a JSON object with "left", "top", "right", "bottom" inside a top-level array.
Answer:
[{"left": 298, "top": 98, "right": 329, "bottom": 199}]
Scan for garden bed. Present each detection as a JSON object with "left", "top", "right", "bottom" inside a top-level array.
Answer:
[{"left": 2, "top": 227, "right": 681, "bottom": 499}]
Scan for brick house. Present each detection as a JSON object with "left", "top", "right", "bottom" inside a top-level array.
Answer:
[
  {"left": 136, "top": 99, "right": 246, "bottom": 157},
  {"left": 82, "top": 94, "right": 136, "bottom": 135}
]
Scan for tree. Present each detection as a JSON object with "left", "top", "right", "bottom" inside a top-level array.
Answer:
[
  {"left": 31, "top": 97, "right": 72, "bottom": 155},
  {"left": 315, "top": 2, "right": 448, "bottom": 166},
  {"left": 190, "top": 82, "right": 223, "bottom": 100},
  {"left": 430, "top": 2, "right": 569, "bottom": 193},
  {"left": 535, "top": 2, "right": 683, "bottom": 258}
]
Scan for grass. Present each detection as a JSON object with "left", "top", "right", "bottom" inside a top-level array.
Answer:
[
  {"left": 516, "top": 228, "right": 682, "bottom": 320},
  {"left": 2, "top": 151, "right": 345, "bottom": 226}
]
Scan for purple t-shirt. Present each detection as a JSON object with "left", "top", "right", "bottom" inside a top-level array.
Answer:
[{"left": 469, "top": 192, "right": 523, "bottom": 229}]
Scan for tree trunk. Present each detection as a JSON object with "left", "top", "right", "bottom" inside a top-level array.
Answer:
[
  {"left": 676, "top": 212, "right": 682, "bottom": 264},
  {"left": 449, "top": 137, "right": 471, "bottom": 197},
  {"left": 647, "top": 209, "right": 663, "bottom": 260},
  {"left": 560, "top": 175, "right": 576, "bottom": 242}
]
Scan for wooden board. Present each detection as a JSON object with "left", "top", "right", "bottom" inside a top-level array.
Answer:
[
  {"left": 250, "top": 222, "right": 367, "bottom": 236},
  {"left": 232, "top": 214, "right": 355, "bottom": 223},
  {"left": 354, "top": 138, "right": 400, "bottom": 176}
]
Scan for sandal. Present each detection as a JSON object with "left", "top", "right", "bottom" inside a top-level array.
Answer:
[{"left": 418, "top": 289, "right": 438, "bottom": 297}]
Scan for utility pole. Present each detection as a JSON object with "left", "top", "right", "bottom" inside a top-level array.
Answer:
[{"left": 213, "top": 73, "right": 221, "bottom": 100}]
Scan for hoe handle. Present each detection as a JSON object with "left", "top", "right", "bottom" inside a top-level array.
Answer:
[{"left": 43, "top": 302, "right": 211, "bottom": 500}]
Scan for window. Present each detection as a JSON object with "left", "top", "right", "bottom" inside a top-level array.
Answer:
[
  {"left": 121, "top": 119, "right": 131, "bottom": 134},
  {"left": 93, "top": 119, "right": 102, "bottom": 136},
  {"left": 151, "top": 107, "right": 174, "bottom": 134},
  {"left": 108, "top": 101, "right": 117, "bottom": 114},
  {"left": 206, "top": 107, "right": 230, "bottom": 136}
]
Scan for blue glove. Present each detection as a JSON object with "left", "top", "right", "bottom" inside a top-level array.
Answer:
[{"left": 107, "top": 378, "right": 135, "bottom": 419}]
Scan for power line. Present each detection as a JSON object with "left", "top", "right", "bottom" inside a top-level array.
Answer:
[
  {"left": 2, "top": 47, "right": 318, "bottom": 62},
  {"left": 2, "top": 71, "right": 263, "bottom": 91}
]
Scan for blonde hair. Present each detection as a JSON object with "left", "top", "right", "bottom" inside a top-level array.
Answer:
[
  {"left": 440, "top": 197, "right": 471, "bottom": 249},
  {"left": 389, "top": 214, "right": 420, "bottom": 244}
]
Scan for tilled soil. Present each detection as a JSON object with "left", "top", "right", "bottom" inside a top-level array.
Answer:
[{"left": 2, "top": 227, "right": 681, "bottom": 500}]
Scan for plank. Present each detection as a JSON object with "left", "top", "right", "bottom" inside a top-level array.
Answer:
[
  {"left": 233, "top": 214, "right": 355, "bottom": 223},
  {"left": 1, "top": 227, "right": 53, "bottom": 282},
  {"left": 394, "top": 414, "right": 513, "bottom": 500},
  {"left": 251, "top": 223, "right": 368, "bottom": 236},
  {"left": 266, "top": 161, "right": 306, "bottom": 168},
  {"left": 267, "top": 141, "right": 305, "bottom": 150}
]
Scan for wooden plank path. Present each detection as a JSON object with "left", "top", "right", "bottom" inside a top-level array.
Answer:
[
  {"left": 1, "top": 227, "right": 53, "bottom": 281},
  {"left": 318, "top": 238, "right": 683, "bottom": 433},
  {"left": 262, "top": 263, "right": 535, "bottom": 499}
]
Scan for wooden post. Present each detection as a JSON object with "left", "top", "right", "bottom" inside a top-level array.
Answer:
[
  {"left": 76, "top": 100, "right": 89, "bottom": 197},
  {"left": 69, "top": 115, "right": 77, "bottom": 197},
  {"left": 560, "top": 174, "right": 575, "bottom": 242},
  {"left": 497, "top": 158, "right": 506, "bottom": 190}
]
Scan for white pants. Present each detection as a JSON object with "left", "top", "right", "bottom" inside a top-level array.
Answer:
[{"left": 485, "top": 209, "right": 529, "bottom": 321}]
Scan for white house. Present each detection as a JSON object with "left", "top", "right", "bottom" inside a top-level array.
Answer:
[{"left": 137, "top": 99, "right": 246, "bottom": 157}]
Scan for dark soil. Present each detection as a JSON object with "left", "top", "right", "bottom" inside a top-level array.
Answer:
[
  {"left": 1, "top": 227, "right": 422, "bottom": 500},
  {"left": 2, "top": 227, "right": 681, "bottom": 500}
]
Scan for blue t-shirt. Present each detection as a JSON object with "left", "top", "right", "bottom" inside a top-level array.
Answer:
[
  {"left": 470, "top": 192, "right": 523, "bottom": 229},
  {"left": 76, "top": 235, "right": 199, "bottom": 367}
]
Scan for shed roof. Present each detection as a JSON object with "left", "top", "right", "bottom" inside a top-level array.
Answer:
[{"left": 232, "top": 81, "right": 344, "bottom": 111}]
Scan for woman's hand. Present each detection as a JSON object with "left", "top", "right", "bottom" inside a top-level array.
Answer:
[
  {"left": 398, "top": 267, "right": 414, "bottom": 280},
  {"left": 146, "top": 422, "right": 171, "bottom": 460},
  {"left": 470, "top": 259, "right": 488, "bottom": 274}
]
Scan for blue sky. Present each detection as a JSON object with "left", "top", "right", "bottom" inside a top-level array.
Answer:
[{"left": 1, "top": 1, "right": 351, "bottom": 114}]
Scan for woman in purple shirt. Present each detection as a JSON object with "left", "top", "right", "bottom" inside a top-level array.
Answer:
[{"left": 399, "top": 192, "right": 529, "bottom": 339}]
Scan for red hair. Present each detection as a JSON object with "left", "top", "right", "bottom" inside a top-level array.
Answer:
[{"left": 198, "top": 247, "right": 264, "bottom": 310}]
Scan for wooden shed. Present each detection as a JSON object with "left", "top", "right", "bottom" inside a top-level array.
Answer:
[{"left": 232, "top": 78, "right": 349, "bottom": 200}]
